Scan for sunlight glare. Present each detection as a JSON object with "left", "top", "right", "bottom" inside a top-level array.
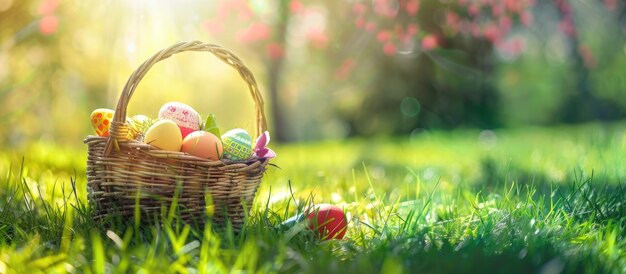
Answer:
[{"left": 0, "top": 0, "right": 12, "bottom": 12}]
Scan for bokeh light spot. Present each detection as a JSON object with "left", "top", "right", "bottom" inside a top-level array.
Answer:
[
  {"left": 478, "top": 130, "right": 498, "bottom": 150},
  {"left": 400, "top": 97, "right": 420, "bottom": 117}
]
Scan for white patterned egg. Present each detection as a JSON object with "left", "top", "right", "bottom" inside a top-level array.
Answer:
[{"left": 158, "top": 102, "right": 200, "bottom": 138}]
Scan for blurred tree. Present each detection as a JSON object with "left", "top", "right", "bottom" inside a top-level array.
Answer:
[
  {"left": 287, "top": 0, "right": 625, "bottom": 136},
  {"left": 202, "top": 0, "right": 294, "bottom": 142},
  {"left": 266, "top": 1, "right": 291, "bottom": 142},
  {"left": 0, "top": 0, "right": 61, "bottom": 145},
  {"left": 328, "top": 0, "right": 535, "bottom": 135},
  {"left": 0, "top": 0, "right": 115, "bottom": 146},
  {"left": 552, "top": 0, "right": 625, "bottom": 122}
]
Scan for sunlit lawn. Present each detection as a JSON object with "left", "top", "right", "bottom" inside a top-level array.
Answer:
[{"left": 1, "top": 122, "right": 625, "bottom": 273}]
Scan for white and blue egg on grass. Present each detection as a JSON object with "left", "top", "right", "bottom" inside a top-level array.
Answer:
[{"left": 221, "top": 128, "right": 253, "bottom": 160}]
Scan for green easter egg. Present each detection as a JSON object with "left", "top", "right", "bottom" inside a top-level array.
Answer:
[{"left": 221, "top": 129, "right": 253, "bottom": 160}]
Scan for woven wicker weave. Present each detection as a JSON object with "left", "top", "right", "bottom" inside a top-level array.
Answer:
[{"left": 84, "top": 41, "right": 269, "bottom": 230}]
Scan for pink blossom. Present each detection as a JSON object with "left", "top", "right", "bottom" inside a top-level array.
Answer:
[
  {"left": 446, "top": 12, "right": 460, "bottom": 25},
  {"left": 38, "top": 0, "right": 59, "bottom": 16},
  {"left": 555, "top": 0, "right": 572, "bottom": 14},
  {"left": 266, "top": 43, "right": 285, "bottom": 60},
  {"left": 520, "top": 11, "right": 533, "bottom": 26},
  {"left": 469, "top": 4, "right": 480, "bottom": 17},
  {"left": 483, "top": 24, "right": 502, "bottom": 43},
  {"left": 603, "top": 0, "right": 617, "bottom": 11},
  {"left": 353, "top": 2, "right": 367, "bottom": 15},
  {"left": 383, "top": 42, "right": 396, "bottom": 55},
  {"left": 377, "top": 30, "right": 392, "bottom": 42},
  {"left": 236, "top": 23, "right": 271, "bottom": 43},
  {"left": 374, "top": 0, "right": 398, "bottom": 18},
  {"left": 290, "top": 0, "right": 304, "bottom": 14},
  {"left": 39, "top": 15, "right": 58, "bottom": 35},
  {"left": 406, "top": 0, "right": 419, "bottom": 16},
  {"left": 421, "top": 35, "right": 438, "bottom": 51},
  {"left": 307, "top": 29, "right": 329, "bottom": 49},
  {"left": 505, "top": 0, "right": 521, "bottom": 12}
]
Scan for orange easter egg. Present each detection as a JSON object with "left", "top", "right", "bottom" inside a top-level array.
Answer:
[{"left": 181, "top": 131, "right": 223, "bottom": 160}]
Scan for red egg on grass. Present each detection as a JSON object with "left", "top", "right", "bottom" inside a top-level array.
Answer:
[{"left": 306, "top": 204, "right": 347, "bottom": 240}]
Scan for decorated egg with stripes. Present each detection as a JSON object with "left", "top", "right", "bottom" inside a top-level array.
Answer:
[
  {"left": 90, "top": 108, "right": 115, "bottom": 137},
  {"left": 221, "top": 129, "right": 253, "bottom": 160}
]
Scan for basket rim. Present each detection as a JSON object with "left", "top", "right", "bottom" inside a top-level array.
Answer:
[{"left": 85, "top": 135, "right": 270, "bottom": 167}]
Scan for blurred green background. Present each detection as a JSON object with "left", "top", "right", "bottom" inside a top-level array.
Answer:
[{"left": 0, "top": 0, "right": 625, "bottom": 148}]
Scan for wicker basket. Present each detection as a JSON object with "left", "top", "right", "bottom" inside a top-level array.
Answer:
[{"left": 84, "top": 41, "right": 269, "bottom": 230}]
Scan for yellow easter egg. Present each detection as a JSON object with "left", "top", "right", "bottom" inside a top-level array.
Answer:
[
  {"left": 90, "top": 108, "right": 115, "bottom": 137},
  {"left": 144, "top": 119, "right": 182, "bottom": 151}
]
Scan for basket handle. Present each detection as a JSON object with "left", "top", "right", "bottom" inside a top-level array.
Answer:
[{"left": 104, "top": 41, "right": 268, "bottom": 156}]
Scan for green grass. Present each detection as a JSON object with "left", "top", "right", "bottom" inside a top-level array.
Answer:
[{"left": 1, "top": 122, "right": 626, "bottom": 273}]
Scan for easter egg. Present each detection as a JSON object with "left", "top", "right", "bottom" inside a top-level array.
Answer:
[
  {"left": 221, "top": 129, "right": 253, "bottom": 160},
  {"left": 90, "top": 108, "right": 115, "bottom": 137},
  {"left": 144, "top": 119, "right": 182, "bottom": 151},
  {"left": 158, "top": 102, "right": 200, "bottom": 139},
  {"left": 306, "top": 204, "right": 347, "bottom": 240},
  {"left": 181, "top": 131, "right": 223, "bottom": 160}
]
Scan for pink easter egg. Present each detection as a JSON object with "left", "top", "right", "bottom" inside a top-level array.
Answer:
[{"left": 158, "top": 102, "right": 200, "bottom": 138}]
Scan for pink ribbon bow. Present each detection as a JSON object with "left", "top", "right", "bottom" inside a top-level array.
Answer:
[{"left": 254, "top": 131, "right": 276, "bottom": 159}]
